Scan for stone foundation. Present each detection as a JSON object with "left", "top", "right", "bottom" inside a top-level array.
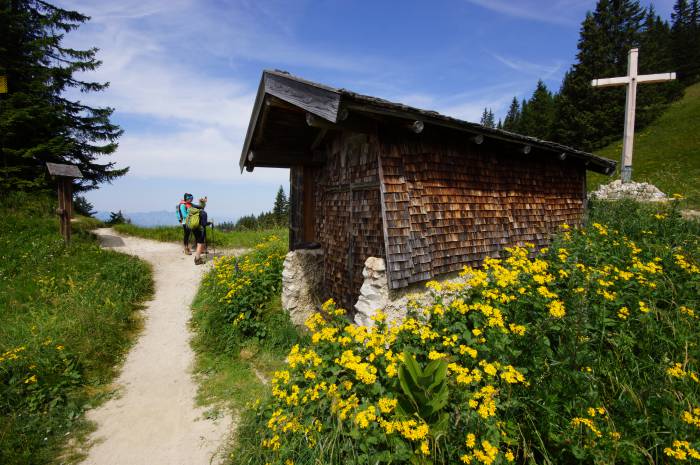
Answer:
[
  {"left": 354, "top": 256, "right": 465, "bottom": 327},
  {"left": 281, "top": 249, "right": 324, "bottom": 326}
]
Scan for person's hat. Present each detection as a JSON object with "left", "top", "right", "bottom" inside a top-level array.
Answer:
[{"left": 184, "top": 193, "right": 193, "bottom": 201}]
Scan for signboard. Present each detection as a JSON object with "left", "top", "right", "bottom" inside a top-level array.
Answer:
[
  {"left": 0, "top": 76, "right": 7, "bottom": 94},
  {"left": 46, "top": 162, "right": 83, "bottom": 178}
]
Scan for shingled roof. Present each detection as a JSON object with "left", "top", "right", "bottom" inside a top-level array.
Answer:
[{"left": 239, "top": 70, "right": 617, "bottom": 174}]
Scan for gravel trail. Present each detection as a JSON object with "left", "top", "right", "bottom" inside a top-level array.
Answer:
[{"left": 81, "top": 228, "right": 232, "bottom": 465}]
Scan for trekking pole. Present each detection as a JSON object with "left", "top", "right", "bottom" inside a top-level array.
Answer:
[{"left": 211, "top": 221, "right": 216, "bottom": 256}]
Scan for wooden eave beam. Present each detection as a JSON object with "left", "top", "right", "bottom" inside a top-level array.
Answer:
[
  {"left": 246, "top": 149, "right": 324, "bottom": 171},
  {"left": 264, "top": 72, "right": 341, "bottom": 123},
  {"left": 342, "top": 100, "right": 615, "bottom": 174}
]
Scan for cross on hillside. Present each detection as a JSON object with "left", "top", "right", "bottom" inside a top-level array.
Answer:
[{"left": 592, "top": 48, "right": 676, "bottom": 183}]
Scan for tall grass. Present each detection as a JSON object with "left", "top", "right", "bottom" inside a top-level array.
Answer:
[
  {"left": 0, "top": 192, "right": 152, "bottom": 464},
  {"left": 114, "top": 223, "right": 288, "bottom": 249}
]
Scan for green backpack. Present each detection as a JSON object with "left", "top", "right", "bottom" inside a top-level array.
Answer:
[{"left": 186, "top": 207, "right": 201, "bottom": 229}]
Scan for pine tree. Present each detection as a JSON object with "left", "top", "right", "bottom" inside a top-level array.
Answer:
[
  {"left": 480, "top": 108, "right": 495, "bottom": 128},
  {"left": 554, "top": 0, "right": 646, "bottom": 151},
  {"left": 0, "top": 1, "right": 125, "bottom": 192},
  {"left": 518, "top": 80, "right": 556, "bottom": 140},
  {"left": 671, "top": 0, "right": 700, "bottom": 83},
  {"left": 502, "top": 97, "right": 521, "bottom": 132},
  {"left": 273, "top": 185, "right": 289, "bottom": 225},
  {"left": 637, "top": 5, "right": 683, "bottom": 126}
]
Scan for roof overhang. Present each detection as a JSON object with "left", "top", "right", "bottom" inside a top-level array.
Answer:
[{"left": 239, "top": 70, "right": 617, "bottom": 175}]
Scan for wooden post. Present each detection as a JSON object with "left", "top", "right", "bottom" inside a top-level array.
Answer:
[{"left": 46, "top": 163, "right": 83, "bottom": 245}]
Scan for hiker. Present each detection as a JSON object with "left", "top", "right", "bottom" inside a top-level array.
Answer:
[
  {"left": 186, "top": 197, "right": 212, "bottom": 265},
  {"left": 177, "top": 193, "right": 194, "bottom": 255}
]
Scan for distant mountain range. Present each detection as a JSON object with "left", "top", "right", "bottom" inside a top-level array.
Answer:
[
  {"left": 95, "top": 210, "right": 179, "bottom": 227},
  {"left": 94, "top": 210, "right": 237, "bottom": 228}
]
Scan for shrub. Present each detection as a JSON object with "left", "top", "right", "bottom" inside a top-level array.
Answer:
[
  {"left": 194, "top": 235, "right": 288, "bottom": 352},
  {"left": 234, "top": 200, "right": 699, "bottom": 465}
]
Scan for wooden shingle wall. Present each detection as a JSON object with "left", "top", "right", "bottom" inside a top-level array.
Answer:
[
  {"left": 379, "top": 131, "right": 586, "bottom": 290},
  {"left": 313, "top": 131, "right": 384, "bottom": 309}
]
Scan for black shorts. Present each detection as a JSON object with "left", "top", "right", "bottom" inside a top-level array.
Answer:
[{"left": 192, "top": 226, "right": 206, "bottom": 244}]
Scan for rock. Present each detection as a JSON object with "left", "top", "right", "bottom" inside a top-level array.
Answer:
[
  {"left": 281, "top": 249, "right": 324, "bottom": 326},
  {"left": 589, "top": 180, "right": 668, "bottom": 202},
  {"left": 354, "top": 257, "right": 390, "bottom": 327}
]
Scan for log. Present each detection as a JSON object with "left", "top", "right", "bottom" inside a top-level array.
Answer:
[{"left": 404, "top": 120, "right": 424, "bottom": 134}]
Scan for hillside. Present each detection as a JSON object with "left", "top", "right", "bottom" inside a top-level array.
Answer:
[
  {"left": 0, "top": 193, "right": 152, "bottom": 464},
  {"left": 590, "top": 82, "right": 700, "bottom": 208}
]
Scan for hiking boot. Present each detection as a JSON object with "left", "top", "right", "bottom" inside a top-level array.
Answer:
[
  {"left": 194, "top": 256, "right": 204, "bottom": 265},
  {"left": 184, "top": 247, "right": 192, "bottom": 255}
]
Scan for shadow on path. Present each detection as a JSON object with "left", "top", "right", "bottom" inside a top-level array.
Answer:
[{"left": 97, "top": 234, "right": 126, "bottom": 248}]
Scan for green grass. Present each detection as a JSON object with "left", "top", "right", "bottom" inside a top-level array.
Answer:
[
  {"left": 113, "top": 223, "right": 288, "bottom": 249},
  {"left": 191, "top": 296, "right": 297, "bottom": 419},
  {"left": 590, "top": 82, "right": 700, "bottom": 208},
  {"left": 189, "top": 240, "right": 304, "bottom": 456},
  {"left": 0, "top": 192, "right": 152, "bottom": 465}
]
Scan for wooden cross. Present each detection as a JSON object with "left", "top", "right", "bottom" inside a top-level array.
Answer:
[
  {"left": 46, "top": 162, "right": 83, "bottom": 245},
  {"left": 591, "top": 48, "right": 676, "bottom": 183}
]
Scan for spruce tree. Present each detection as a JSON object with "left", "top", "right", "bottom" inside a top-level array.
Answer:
[
  {"left": 502, "top": 97, "right": 521, "bottom": 132},
  {"left": 519, "top": 80, "right": 556, "bottom": 140},
  {"left": 554, "top": 0, "right": 646, "bottom": 151},
  {"left": 273, "top": 186, "right": 288, "bottom": 225},
  {"left": 637, "top": 5, "right": 682, "bottom": 126},
  {"left": 0, "top": 1, "right": 125, "bottom": 192},
  {"left": 671, "top": 0, "right": 700, "bottom": 83},
  {"left": 479, "top": 108, "right": 496, "bottom": 128}
]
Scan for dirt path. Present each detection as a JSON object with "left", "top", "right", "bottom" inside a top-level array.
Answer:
[{"left": 81, "top": 228, "right": 234, "bottom": 465}]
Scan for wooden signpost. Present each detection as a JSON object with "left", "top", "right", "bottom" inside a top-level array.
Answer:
[
  {"left": 46, "top": 162, "right": 83, "bottom": 245},
  {"left": 592, "top": 48, "right": 676, "bottom": 183}
]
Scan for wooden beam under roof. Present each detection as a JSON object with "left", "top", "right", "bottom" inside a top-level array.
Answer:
[{"left": 265, "top": 72, "right": 341, "bottom": 123}]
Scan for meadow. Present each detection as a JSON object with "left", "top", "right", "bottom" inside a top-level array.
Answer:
[
  {"left": 193, "top": 199, "right": 700, "bottom": 465},
  {"left": 590, "top": 82, "right": 700, "bottom": 209},
  {"left": 114, "top": 223, "right": 288, "bottom": 250},
  {"left": 0, "top": 193, "right": 152, "bottom": 464}
]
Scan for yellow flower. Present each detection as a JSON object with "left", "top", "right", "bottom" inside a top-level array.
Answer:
[
  {"left": 617, "top": 307, "right": 630, "bottom": 320},
  {"left": 548, "top": 300, "right": 566, "bottom": 318},
  {"left": 428, "top": 350, "right": 447, "bottom": 360},
  {"left": 465, "top": 433, "right": 476, "bottom": 448},
  {"left": 378, "top": 397, "right": 398, "bottom": 414},
  {"left": 639, "top": 301, "right": 650, "bottom": 313},
  {"left": 419, "top": 440, "right": 430, "bottom": 455}
]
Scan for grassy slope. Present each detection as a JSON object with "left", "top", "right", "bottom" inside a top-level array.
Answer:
[
  {"left": 589, "top": 82, "right": 700, "bottom": 208},
  {"left": 114, "top": 223, "right": 288, "bottom": 249},
  {"left": 0, "top": 193, "right": 152, "bottom": 465}
]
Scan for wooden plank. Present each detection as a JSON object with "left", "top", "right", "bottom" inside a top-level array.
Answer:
[
  {"left": 591, "top": 76, "right": 630, "bottom": 87},
  {"left": 303, "top": 166, "right": 315, "bottom": 242},
  {"left": 239, "top": 78, "right": 267, "bottom": 172},
  {"left": 46, "top": 162, "right": 83, "bottom": 178},
  {"left": 265, "top": 73, "right": 340, "bottom": 123}
]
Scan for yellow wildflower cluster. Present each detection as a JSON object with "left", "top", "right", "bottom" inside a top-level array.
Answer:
[
  {"left": 247, "top": 211, "right": 700, "bottom": 464},
  {"left": 665, "top": 440, "right": 700, "bottom": 461},
  {"left": 682, "top": 408, "right": 700, "bottom": 428}
]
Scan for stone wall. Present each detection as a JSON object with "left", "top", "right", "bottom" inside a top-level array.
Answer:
[
  {"left": 281, "top": 249, "right": 324, "bottom": 326},
  {"left": 354, "top": 256, "right": 465, "bottom": 327}
]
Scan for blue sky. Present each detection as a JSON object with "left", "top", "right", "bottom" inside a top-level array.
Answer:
[{"left": 58, "top": 0, "right": 674, "bottom": 222}]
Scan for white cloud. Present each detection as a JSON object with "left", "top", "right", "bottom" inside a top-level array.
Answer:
[
  {"left": 464, "top": 0, "right": 592, "bottom": 25},
  {"left": 492, "top": 54, "right": 563, "bottom": 79}
]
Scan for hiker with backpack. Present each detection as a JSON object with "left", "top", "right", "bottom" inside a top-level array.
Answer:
[
  {"left": 176, "top": 193, "right": 194, "bottom": 255},
  {"left": 185, "top": 197, "right": 212, "bottom": 265}
]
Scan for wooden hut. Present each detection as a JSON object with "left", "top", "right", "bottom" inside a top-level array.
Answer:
[{"left": 240, "top": 70, "right": 616, "bottom": 308}]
